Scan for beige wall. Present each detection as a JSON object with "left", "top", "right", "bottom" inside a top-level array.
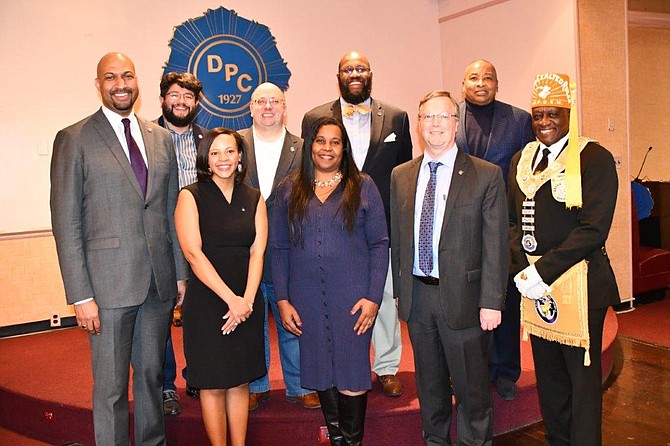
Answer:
[
  {"left": 0, "top": 233, "right": 74, "bottom": 327},
  {"left": 0, "top": 0, "right": 443, "bottom": 234},
  {"left": 628, "top": 25, "right": 670, "bottom": 181},
  {"left": 439, "top": 0, "right": 578, "bottom": 112},
  {"left": 577, "top": 0, "right": 632, "bottom": 301}
]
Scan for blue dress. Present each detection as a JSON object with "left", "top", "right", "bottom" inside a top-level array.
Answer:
[{"left": 271, "top": 174, "right": 389, "bottom": 391}]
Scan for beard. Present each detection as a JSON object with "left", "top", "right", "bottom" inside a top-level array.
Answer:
[
  {"left": 338, "top": 76, "right": 372, "bottom": 104},
  {"left": 162, "top": 103, "right": 198, "bottom": 128}
]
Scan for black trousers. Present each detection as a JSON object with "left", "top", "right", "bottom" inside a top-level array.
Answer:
[
  {"left": 489, "top": 279, "right": 521, "bottom": 384},
  {"left": 531, "top": 307, "right": 607, "bottom": 446}
]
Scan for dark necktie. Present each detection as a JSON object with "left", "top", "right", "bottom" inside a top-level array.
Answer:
[
  {"left": 418, "top": 161, "right": 442, "bottom": 276},
  {"left": 534, "top": 148, "right": 551, "bottom": 175},
  {"left": 122, "top": 118, "right": 147, "bottom": 196}
]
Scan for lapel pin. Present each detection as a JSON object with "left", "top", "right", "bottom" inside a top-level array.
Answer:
[
  {"left": 458, "top": 170, "right": 464, "bottom": 175},
  {"left": 290, "top": 146, "right": 295, "bottom": 152},
  {"left": 242, "top": 207, "right": 246, "bottom": 212}
]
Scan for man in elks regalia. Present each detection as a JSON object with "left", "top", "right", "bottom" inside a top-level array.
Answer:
[{"left": 508, "top": 73, "right": 619, "bottom": 446}]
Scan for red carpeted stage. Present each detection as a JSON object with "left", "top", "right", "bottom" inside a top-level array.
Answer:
[{"left": 0, "top": 311, "right": 618, "bottom": 445}]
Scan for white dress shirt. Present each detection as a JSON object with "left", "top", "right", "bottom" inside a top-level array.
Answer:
[
  {"left": 412, "top": 145, "right": 458, "bottom": 278},
  {"left": 340, "top": 97, "right": 371, "bottom": 171},
  {"left": 101, "top": 107, "right": 148, "bottom": 166},
  {"left": 253, "top": 127, "right": 286, "bottom": 199}
]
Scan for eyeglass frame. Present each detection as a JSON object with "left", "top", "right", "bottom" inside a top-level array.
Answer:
[
  {"left": 166, "top": 91, "right": 197, "bottom": 101},
  {"left": 339, "top": 66, "right": 371, "bottom": 76},
  {"left": 253, "top": 97, "right": 285, "bottom": 107},
  {"left": 418, "top": 113, "right": 458, "bottom": 123}
]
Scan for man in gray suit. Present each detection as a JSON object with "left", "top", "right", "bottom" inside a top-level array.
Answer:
[
  {"left": 457, "top": 59, "right": 535, "bottom": 400},
  {"left": 390, "top": 90, "right": 508, "bottom": 445},
  {"left": 240, "top": 83, "right": 320, "bottom": 410},
  {"left": 301, "top": 51, "right": 412, "bottom": 397},
  {"left": 50, "top": 52, "right": 188, "bottom": 445}
]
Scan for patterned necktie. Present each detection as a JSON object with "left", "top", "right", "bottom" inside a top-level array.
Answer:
[
  {"left": 122, "top": 118, "right": 147, "bottom": 196},
  {"left": 534, "top": 148, "right": 551, "bottom": 175},
  {"left": 342, "top": 103, "right": 371, "bottom": 118},
  {"left": 418, "top": 161, "right": 442, "bottom": 276}
]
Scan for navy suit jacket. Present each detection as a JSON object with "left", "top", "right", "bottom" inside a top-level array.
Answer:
[{"left": 456, "top": 100, "right": 534, "bottom": 185}]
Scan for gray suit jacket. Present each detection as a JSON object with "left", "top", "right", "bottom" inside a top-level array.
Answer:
[
  {"left": 239, "top": 127, "right": 303, "bottom": 280},
  {"left": 390, "top": 149, "right": 508, "bottom": 329},
  {"left": 301, "top": 98, "right": 413, "bottom": 232},
  {"left": 50, "top": 108, "right": 189, "bottom": 307}
]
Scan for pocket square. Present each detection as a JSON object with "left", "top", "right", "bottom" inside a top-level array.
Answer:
[{"left": 384, "top": 133, "right": 397, "bottom": 143}]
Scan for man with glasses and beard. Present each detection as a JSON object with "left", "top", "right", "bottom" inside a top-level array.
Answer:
[
  {"left": 156, "top": 72, "right": 206, "bottom": 416},
  {"left": 301, "top": 51, "right": 413, "bottom": 398}
]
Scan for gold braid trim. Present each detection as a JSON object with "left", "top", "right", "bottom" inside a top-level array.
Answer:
[{"left": 516, "top": 137, "right": 596, "bottom": 201}]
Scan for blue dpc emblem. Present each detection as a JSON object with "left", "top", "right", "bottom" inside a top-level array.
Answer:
[{"left": 163, "top": 7, "right": 291, "bottom": 130}]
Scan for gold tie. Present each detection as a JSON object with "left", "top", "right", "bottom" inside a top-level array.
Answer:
[{"left": 342, "top": 103, "right": 371, "bottom": 118}]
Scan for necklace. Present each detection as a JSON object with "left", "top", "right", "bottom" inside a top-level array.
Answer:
[{"left": 314, "top": 171, "right": 343, "bottom": 188}]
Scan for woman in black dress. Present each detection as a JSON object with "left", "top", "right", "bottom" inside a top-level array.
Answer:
[{"left": 175, "top": 128, "right": 267, "bottom": 446}]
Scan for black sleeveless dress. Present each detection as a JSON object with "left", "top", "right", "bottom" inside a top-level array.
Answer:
[{"left": 182, "top": 181, "right": 266, "bottom": 389}]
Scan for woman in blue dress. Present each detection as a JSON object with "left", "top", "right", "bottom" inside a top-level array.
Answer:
[{"left": 271, "top": 117, "right": 389, "bottom": 445}]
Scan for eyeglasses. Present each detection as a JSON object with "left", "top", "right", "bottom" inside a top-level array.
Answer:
[
  {"left": 339, "top": 66, "right": 370, "bottom": 76},
  {"left": 419, "top": 113, "right": 457, "bottom": 123},
  {"left": 166, "top": 92, "right": 196, "bottom": 101},
  {"left": 253, "top": 98, "right": 284, "bottom": 107}
]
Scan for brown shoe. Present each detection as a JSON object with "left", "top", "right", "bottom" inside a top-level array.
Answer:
[
  {"left": 378, "top": 374, "right": 403, "bottom": 397},
  {"left": 286, "top": 392, "right": 321, "bottom": 409},
  {"left": 249, "top": 390, "right": 270, "bottom": 411}
]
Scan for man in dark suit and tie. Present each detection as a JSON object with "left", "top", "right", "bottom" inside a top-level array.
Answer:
[
  {"left": 301, "top": 51, "right": 413, "bottom": 397},
  {"left": 390, "top": 90, "right": 508, "bottom": 445},
  {"left": 456, "top": 59, "right": 535, "bottom": 400},
  {"left": 240, "top": 83, "right": 319, "bottom": 410},
  {"left": 50, "top": 52, "right": 188, "bottom": 445}
]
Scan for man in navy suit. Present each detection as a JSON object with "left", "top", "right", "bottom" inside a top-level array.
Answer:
[
  {"left": 456, "top": 59, "right": 535, "bottom": 400},
  {"left": 301, "top": 51, "right": 413, "bottom": 397}
]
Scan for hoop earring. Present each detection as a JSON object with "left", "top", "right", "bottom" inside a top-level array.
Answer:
[{"left": 237, "top": 163, "right": 243, "bottom": 173}]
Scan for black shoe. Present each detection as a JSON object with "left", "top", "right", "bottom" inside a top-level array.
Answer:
[
  {"left": 338, "top": 392, "right": 367, "bottom": 446},
  {"left": 496, "top": 378, "right": 517, "bottom": 401},
  {"left": 318, "top": 388, "right": 343, "bottom": 445},
  {"left": 163, "top": 390, "right": 181, "bottom": 416},
  {"left": 186, "top": 384, "right": 200, "bottom": 399}
]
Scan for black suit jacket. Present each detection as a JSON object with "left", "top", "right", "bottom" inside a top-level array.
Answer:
[
  {"left": 390, "top": 149, "right": 509, "bottom": 329},
  {"left": 508, "top": 141, "right": 620, "bottom": 309},
  {"left": 301, "top": 98, "right": 413, "bottom": 231},
  {"left": 239, "top": 127, "right": 303, "bottom": 280}
]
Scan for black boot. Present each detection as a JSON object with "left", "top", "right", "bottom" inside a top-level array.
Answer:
[
  {"left": 338, "top": 392, "right": 367, "bottom": 446},
  {"left": 318, "top": 388, "right": 343, "bottom": 445}
]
